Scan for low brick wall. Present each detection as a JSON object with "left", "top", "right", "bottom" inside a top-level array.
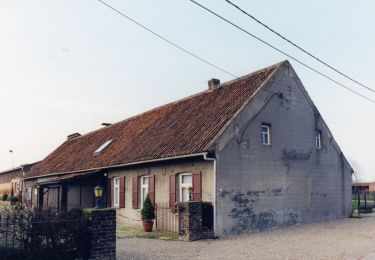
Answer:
[
  {"left": 88, "top": 209, "right": 116, "bottom": 260},
  {"left": 178, "top": 201, "right": 214, "bottom": 241}
]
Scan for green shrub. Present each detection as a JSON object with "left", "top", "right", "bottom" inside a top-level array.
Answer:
[
  {"left": 8, "top": 195, "right": 18, "bottom": 202},
  {"left": 141, "top": 195, "right": 155, "bottom": 222},
  {"left": 2, "top": 193, "right": 8, "bottom": 201},
  {"left": 0, "top": 205, "right": 91, "bottom": 258}
]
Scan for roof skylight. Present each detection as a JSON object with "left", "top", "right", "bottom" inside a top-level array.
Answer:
[{"left": 94, "top": 139, "right": 113, "bottom": 155}]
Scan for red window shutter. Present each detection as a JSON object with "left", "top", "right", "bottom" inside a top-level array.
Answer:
[
  {"left": 132, "top": 177, "right": 139, "bottom": 209},
  {"left": 192, "top": 171, "right": 202, "bottom": 201},
  {"left": 119, "top": 176, "right": 125, "bottom": 208},
  {"left": 148, "top": 175, "right": 155, "bottom": 206},
  {"left": 107, "top": 178, "right": 112, "bottom": 208},
  {"left": 169, "top": 174, "right": 176, "bottom": 212}
]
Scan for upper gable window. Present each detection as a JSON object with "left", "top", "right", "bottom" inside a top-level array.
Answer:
[
  {"left": 94, "top": 139, "right": 113, "bottom": 155},
  {"left": 315, "top": 131, "right": 322, "bottom": 149},
  {"left": 261, "top": 124, "right": 271, "bottom": 145}
]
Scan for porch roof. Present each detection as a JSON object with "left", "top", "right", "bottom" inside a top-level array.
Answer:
[{"left": 35, "top": 170, "right": 103, "bottom": 186}]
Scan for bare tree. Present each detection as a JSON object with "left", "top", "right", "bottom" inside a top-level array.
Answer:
[{"left": 350, "top": 159, "right": 363, "bottom": 183}]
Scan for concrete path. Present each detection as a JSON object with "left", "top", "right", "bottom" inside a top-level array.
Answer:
[{"left": 117, "top": 215, "right": 375, "bottom": 260}]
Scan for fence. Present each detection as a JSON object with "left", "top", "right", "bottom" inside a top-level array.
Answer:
[
  {"left": 155, "top": 202, "right": 179, "bottom": 233},
  {"left": 352, "top": 191, "right": 375, "bottom": 213},
  {"left": 0, "top": 206, "right": 91, "bottom": 259}
]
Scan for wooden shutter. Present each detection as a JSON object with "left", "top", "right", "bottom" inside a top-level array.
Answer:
[
  {"left": 192, "top": 171, "right": 202, "bottom": 201},
  {"left": 119, "top": 176, "right": 125, "bottom": 208},
  {"left": 132, "top": 177, "right": 139, "bottom": 209},
  {"left": 148, "top": 175, "right": 155, "bottom": 206},
  {"left": 169, "top": 174, "right": 176, "bottom": 212},
  {"left": 107, "top": 178, "right": 112, "bottom": 208}
]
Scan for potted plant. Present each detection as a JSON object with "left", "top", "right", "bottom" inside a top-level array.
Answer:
[{"left": 141, "top": 195, "right": 155, "bottom": 232}]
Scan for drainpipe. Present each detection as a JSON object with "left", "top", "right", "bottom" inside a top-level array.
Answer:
[{"left": 203, "top": 153, "right": 217, "bottom": 235}]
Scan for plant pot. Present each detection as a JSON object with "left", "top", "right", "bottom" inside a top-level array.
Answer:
[{"left": 142, "top": 220, "right": 154, "bottom": 232}]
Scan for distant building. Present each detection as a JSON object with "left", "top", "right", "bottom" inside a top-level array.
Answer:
[
  {"left": 0, "top": 163, "right": 37, "bottom": 204},
  {"left": 25, "top": 61, "right": 353, "bottom": 236},
  {"left": 352, "top": 182, "right": 375, "bottom": 194}
]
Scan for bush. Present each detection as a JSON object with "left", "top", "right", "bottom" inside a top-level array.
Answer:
[
  {"left": 8, "top": 195, "right": 18, "bottom": 202},
  {"left": 0, "top": 205, "right": 91, "bottom": 258},
  {"left": 141, "top": 195, "right": 155, "bottom": 222},
  {"left": 2, "top": 193, "right": 8, "bottom": 201}
]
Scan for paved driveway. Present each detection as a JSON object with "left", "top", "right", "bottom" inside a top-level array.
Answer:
[{"left": 117, "top": 214, "right": 375, "bottom": 260}]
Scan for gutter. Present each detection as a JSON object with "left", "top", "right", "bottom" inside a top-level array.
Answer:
[
  {"left": 25, "top": 152, "right": 209, "bottom": 180},
  {"left": 203, "top": 153, "right": 217, "bottom": 235}
]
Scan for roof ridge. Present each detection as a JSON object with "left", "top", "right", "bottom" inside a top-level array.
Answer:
[
  {"left": 67, "top": 61, "right": 286, "bottom": 142},
  {"left": 218, "top": 60, "right": 287, "bottom": 88}
]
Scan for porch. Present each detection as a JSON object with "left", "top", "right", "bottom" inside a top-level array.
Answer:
[{"left": 33, "top": 170, "right": 109, "bottom": 210}]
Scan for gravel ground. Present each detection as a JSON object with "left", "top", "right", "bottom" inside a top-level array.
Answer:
[{"left": 117, "top": 214, "right": 375, "bottom": 260}]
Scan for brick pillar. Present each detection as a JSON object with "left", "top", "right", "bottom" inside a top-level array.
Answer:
[
  {"left": 178, "top": 201, "right": 214, "bottom": 241},
  {"left": 89, "top": 209, "right": 116, "bottom": 260}
]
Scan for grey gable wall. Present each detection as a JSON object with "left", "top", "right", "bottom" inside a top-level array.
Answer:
[{"left": 214, "top": 62, "right": 352, "bottom": 236}]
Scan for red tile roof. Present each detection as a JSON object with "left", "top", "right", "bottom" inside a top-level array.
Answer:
[
  {"left": 352, "top": 182, "right": 373, "bottom": 187},
  {"left": 28, "top": 61, "right": 284, "bottom": 178}
]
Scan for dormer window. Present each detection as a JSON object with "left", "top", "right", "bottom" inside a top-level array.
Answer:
[{"left": 94, "top": 139, "right": 113, "bottom": 155}]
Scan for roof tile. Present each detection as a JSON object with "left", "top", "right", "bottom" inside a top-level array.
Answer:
[{"left": 28, "top": 62, "right": 282, "bottom": 177}]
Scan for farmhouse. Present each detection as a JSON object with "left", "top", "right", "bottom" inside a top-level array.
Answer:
[{"left": 24, "top": 60, "right": 353, "bottom": 236}]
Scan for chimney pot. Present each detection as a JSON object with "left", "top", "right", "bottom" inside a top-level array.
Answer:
[
  {"left": 67, "top": 132, "right": 81, "bottom": 140},
  {"left": 208, "top": 78, "right": 220, "bottom": 90}
]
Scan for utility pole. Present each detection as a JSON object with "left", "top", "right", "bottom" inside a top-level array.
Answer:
[{"left": 9, "top": 150, "right": 14, "bottom": 169}]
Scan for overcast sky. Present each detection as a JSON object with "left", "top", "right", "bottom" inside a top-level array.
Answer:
[{"left": 0, "top": 0, "right": 374, "bottom": 181}]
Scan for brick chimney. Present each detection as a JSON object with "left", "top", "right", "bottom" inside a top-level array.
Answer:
[
  {"left": 67, "top": 132, "right": 81, "bottom": 140},
  {"left": 208, "top": 78, "right": 220, "bottom": 90}
]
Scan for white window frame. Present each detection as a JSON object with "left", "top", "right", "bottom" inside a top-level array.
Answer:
[
  {"left": 261, "top": 124, "right": 271, "bottom": 145},
  {"left": 113, "top": 177, "right": 120, "bottom": 208},
  {"left": 316, "top": 131, "right": 322, "bottom": 149},
  {"left": 26, "top": 187, "right": 32, "bottom": 201},
  {"left": 141, "top": 176, "right": 149, "bottom": 207},
  {"left": 179, "top": 173, "right": 193, "bottom": 202},
  {"left": 93, "top": 139, "right": 113, "bottom": 155}
]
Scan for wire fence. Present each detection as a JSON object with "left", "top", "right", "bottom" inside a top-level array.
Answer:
[{"left": 352, "top": 191, "right": 375, "bottom": 213}]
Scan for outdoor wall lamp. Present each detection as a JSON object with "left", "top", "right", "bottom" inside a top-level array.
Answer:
[
  {"left": 93, "top": 184, "right": 104, "bottom": 209},
  {"left": 188, "top": 186, "right": 193, "bottom": 201}
]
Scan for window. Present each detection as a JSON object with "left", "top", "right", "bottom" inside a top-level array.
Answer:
[
  {"left": 26, "top": 187, "right": 32, "bottom": 200},
  {"left": 113, "top": 177, "right": 120, "bottom": 207},
  {"left": 261, "top": 124, "right": 271, "bottom": 145},
  {"left": 316, "top": 131, "right": 322, "bottom": 149},
  {"left": 179, "top": 173, "right": 192, "bottom": 202},
  {"left": 94, "top": 139, "right": 113, "bottom": 155},
  {"left": 141, "top": 176, "right": 149, "bottom": 207}
]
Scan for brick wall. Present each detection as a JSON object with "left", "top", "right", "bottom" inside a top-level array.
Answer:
[
  {"left": 178, "top": 201, "right": 214, "bottom": 241},
  {"left": 89, "top": 209, "right": 116, "bottom": 260}
]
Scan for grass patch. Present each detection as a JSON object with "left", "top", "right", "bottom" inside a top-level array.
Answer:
[
  {"left": 117, "top": 224, "right": 178, "bottom": 240},
  {"left": 352, "top": 200, "right": 359, "bottom": 211}
]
